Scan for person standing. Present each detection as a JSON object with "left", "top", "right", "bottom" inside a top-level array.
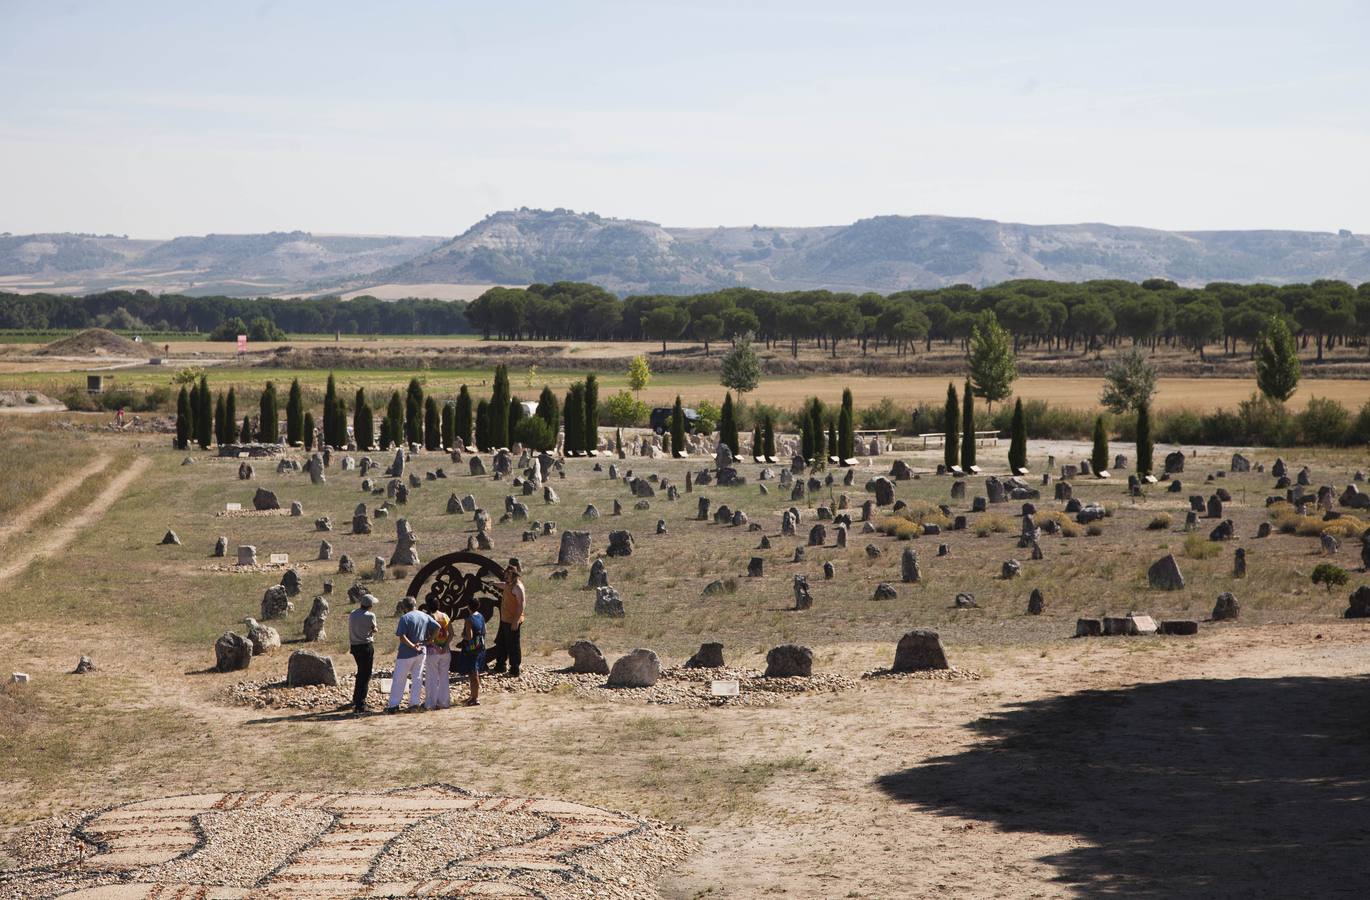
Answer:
[
  {"left": 490, "top": 563, "right": 525, "bottom": 677},
  {"left": 424, "top": 611, "right": 453, "bottom": 710},
  {"left": 454, "top": 607, "right": 486, "bottom": 706},
  {"left": 348, "top": 592, "right": 378, "bottom": 716},
  {"left": 387, "top": 597, "right": 434, "bottom": 712}
]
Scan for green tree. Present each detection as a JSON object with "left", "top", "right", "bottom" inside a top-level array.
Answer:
[
  {"left": 839, "top": 387, "right": 855, "bottom": 461},
  {"left": 762, "top": 415, "right": 777, "bottom": 459},
  {"left": 175, "top": 386, "right": 191, "bottom": 450},
  {"left": 960, "top": 381, "right": 975, "bottom": 470},
  {"left": 720, "top": 330, "right": 761, "bottom": 396},
  {"left": 323, "top": 374, "right": 337, "bottom": 449},
  {"left": 967, "top": 314, "right": 1017, "bottom": 411},
  {"left": 644, "top": 305, "right": 689, "bottom": 353},
  {"left": 186, "top": 380, "right": 198, "bottom": 445},
  {"left": 508, "top": 396, "right": 525, "bottom": 445},
  {"left": 286, "top": 378, "right": 303, "bottom": 445},
  {"left": 627, "top": 354, "right": 651, "bottom": 396},
  {"left": 1255, "top": 316, "right": 1301, "bottom": 402},
  {"left": 1071, "top": 301, "right": 1116, "bottom": 354},
  {"left": 247, "top": 316, "right": 285, "bottom": 342},
  {"left": 1175, "top": 300, "right": 1223, "bottom": 360},
  {"left": 694, "top": 313, "right": 724, "bottom": 355},
  {"left": 808, "top": 398, "right": 826, "bottom": 464},
  {"left": 195, "top": 374, "right": 212, "bottom": 449},
  {"left": 355, "top": 397, "right": 375, "bottom": 450},
  {"left": 386, "top": 391, "right": 404, "bottom": 449},
  {"left": 564, "top": 383, "right": 585, "bottom": 455},
  {"left": 826, "top": 421, "right": 838, "bottom": 460},
  {"left": 303, "top": 411, "right": 315, "bottom": 450},
  {"left": 1091, "top": 415, "right": 1109, "bottom": 474},
  {"left": 670, "top": 395, "right": 686, "bottom": 457},
  {"left": 455, "top": 385, "right": 473, "bottom": 448},
  {"left": 943, "top": 382, "right": 959, "bottom": 470},
  {"left": 584, "top": 373, "right": 599, "bottom": 453},
  {"left": 605, "top": 390, "right": 648, "bottom": 426},
  {"left": 536, "top": 386, "right": 560, "bottom": 438},
  {"left": 258, "top": 382, "right": 279, "bottom": 443},
  {"left": 719, "top": 392, "right": 739, "bottom": 456},
  {"left": 331, "top": 395, "right": 347, "bottom": 448},
  {"left": 1007, "top": 397, "right": 1027, "bottom": 473},
  {"left": 490, "top": 365, "right": 510, "bottom": 448},
  {"left": 1136, "top": 402, "right": 1153, "bottom": 476},
  {"left": 405, "top": 377, "right": 424, "bottom": 447},
  {"left": 1100, "top": 348, "right": 1158, "bottom": 414},
  {"left": 424, "top": 396, "right": 440, "bottom": 450},
  {"left": 240, "top": 416, "right": 251, "bottom": 444},
  {"left": 225, "top": 388, "right": 237, "bottom": 443},
  {"left": 475, "top": 399, "right": 491, "bottom": 451},
  {"left": 214, "top": 392, "right": 226, "bottom": 446},
  {"left": 513, "top": 415, "right": 554, "bottom": 451},
  {"left": 441, "top": 401, "right": 455, "bottom": 450}
]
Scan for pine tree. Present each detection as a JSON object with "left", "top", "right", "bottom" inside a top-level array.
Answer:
[
  {"left": 535, "top": 386, "right": 560, "bottom": 439},
  {"left": 455, "top": 385, "right": 473, "bottom": 448},
  {"left": 720, "top": 392, "right": 739, "bottom": 455},
  {"left": 943, "top": 382, "right": 959, "bottom": 470},
  {"left": 196, "top": 375, "right": 212, "bottom": 449},
  {"left": 323, "top": 374, "right": 337, "bottom": 448},
  {"left": 583, "top": 373, "right": 599, "bottom": 454},
  {"left": 386, "top": 391, "right": 404, "bottom": 449},
  {"left": 670, "top": 395, "right": 686, "bottom": 457},
  {"left": 839, "top": 387, "right": 855, "bottom": 461},
  {"left": 405, "top": 377, "right": 424, "bottom": 448},
  {"left": 1091, "top": 415, "right": 1109, "bottom": 475},
  {"left": 303, "top": 411, "right": 315, "bottom": 450},
  {"left": 441, "top": 401, "right": 455, "bottom": 450},
  {"left": 286, "top": 378, "right": 303, "bottom": 446},
  {"left": 475, "top": 399, "right": 491, "bottom": 451},
  {"left": 800, "top": 410, "right": 813, "bottom": 461},
  {"left": 420, "top": 396, "right": 438, "bottom": 450},
  {"left": 564, "top": 384, "right": 585, "bottom": 455},
  {"left": 225, "top": 388, "right": 237, "bottom": 442},
  {"left": 490, "top": 365, "right": 510, "bottom": 449},
  {"left": 258, "top": 382, "right": 279, "bottom": 443},
  {"left": 1008, "top": 397, "right": 1027, "bottom": 473},
  {"left": 175, "top": 386, "right": 191, "bottom": 450},
  {"left": 214, "top": 393, "right": 226, "bottom": 446},
  {"left": 960, "top": 381, "right": 975, "bottom": 469},
  {"left": 615, "top": 427, "right": 623, "bottom": 455},
  {"left": 1135, "top": 402, "right": 1153, "bottom": 476}
]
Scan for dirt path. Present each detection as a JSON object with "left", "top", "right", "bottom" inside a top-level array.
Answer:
[
  {"left": 0, "top": 454, "right": 111, "bottom": 551},
  {"left": 0, "top": 455, "right": 150, "bottom": 581}
]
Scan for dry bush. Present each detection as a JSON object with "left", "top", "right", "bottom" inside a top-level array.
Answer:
[
  {"left": 1268, "top": 502, "right": 1368, "bottom": 537},
  {"left": 877, "top": 517, "right": 922, "bottom": 540},
  {"left": 1036, "top": 510, "right": 1082, "bottom": 537},
  {"left": 1148, "top": 512, "right": 1172, "bottom": 530},
  {"left": 1184, "top": 533, "right": 1221, "bottom": 559},
  {"left": 974, "top": 514, "right": 1013, "bottom": 537},
  {"left": 887, "top": 499, "right": 952, "bottom": 528},
  {"left": 1086, "top": 523, "right": 1104, "bottom": 536}
]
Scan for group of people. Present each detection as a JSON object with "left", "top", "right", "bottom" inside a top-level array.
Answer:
[{"left": 345, "top": 562, "right": 526, "bottom": 716}]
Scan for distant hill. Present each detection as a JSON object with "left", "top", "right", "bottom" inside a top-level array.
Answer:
[
  {"left": 5, "top": 210, "right": 1370, "bottom": 299},
  {"left": 0, "top": 231, "right": 445, "bottom": 296},
  {"left": 373, "top": 209, "right": 1370, "bottom": 295}
]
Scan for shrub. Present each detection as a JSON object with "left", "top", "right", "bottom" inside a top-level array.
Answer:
[
  {"left": 1311, "top": 563, "right": 1349, "bottom": 592},
  {"left": 1147, "top": 513, "right": 1172, "bottom": 530},
  {"left": 1183, "top": 533, "right": 1220, "bottom": 559},
  {"left": 858, "top": 397, "right": 906, "bottom": 432},
  {"left": 1086, "top": 523, "right": 1104, "bottom": 536},
  {"left": 877, "top": 517, "right": 923, "bottom": 540},
  {"left": 512, "top": 416, "right": 554, "bottom": 451},
  {"left": 1155, "top": 409, "right": 1204, "bottom": 444},
  {"left": 604, "top": 390, "right": 648, "bottom": 427},
  {"left": 878, "top": 500, "right": 951, "bottom": 538},
  {"left": 694, "top": 399, "right": 721, "bottom": 434},
  {"left": 1297, "top": 396, "right": 1352, "bottom": 446},
  {"left": 1238, "top": 393, "right": 1296, "bottom": 446},
  {"left": 973, "top": 514, "right": 1012, "bottom": 537},
  {"left": 1035, "top": 510, "right": 1082, "bottom": 537}
]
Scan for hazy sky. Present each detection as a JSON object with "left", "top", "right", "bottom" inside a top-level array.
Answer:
[{"left": 3, "top": 0, "right": 1368, "bottom": 238}]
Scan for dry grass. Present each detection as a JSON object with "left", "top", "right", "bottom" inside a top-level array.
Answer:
[
  {"left": 1148, "top": 513, "right": 1173, "bottom": 530},
  {"left": 1036, "top": 510, "right": 1083, "bottom": 538},
  {"left": 1268, "top": 502, "right": 1370, "bottom": 538},
  {"left": 1184, "top": 533, "right": 1223, "bottom": 559}
]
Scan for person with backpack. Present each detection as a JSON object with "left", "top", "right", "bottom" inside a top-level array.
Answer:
[{"left": 454, "top": 606, "right": 487, "bottom": 706}]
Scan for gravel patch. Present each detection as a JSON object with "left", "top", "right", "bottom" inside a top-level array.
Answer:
[
  {"left": 200, "top": 561, "right": 311, "bottom": 574},
  {"left": 149, "top": 807, "right": 336, "bottom": 886},
  {"left": 861, "top": 666, "right": 983, "bottom": 682}
]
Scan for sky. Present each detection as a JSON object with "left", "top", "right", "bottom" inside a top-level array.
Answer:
[{"left": 2, "top": 0, "right": 1368, "bottom": 238}]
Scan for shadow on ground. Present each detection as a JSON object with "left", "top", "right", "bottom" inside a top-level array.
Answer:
[{"left": 877, "top": 675, "right": 1370, "bottom": 898}]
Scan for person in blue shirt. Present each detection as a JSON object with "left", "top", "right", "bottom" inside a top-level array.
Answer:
[
  {"left": 386, "top": 596, "right": 436, "bottom": 713},
  {"left": 453, "top": 607, "right": 487, "bottom": 707}
]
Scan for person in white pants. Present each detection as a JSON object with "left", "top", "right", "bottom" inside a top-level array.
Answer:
[
  {"left": 386, "top": 597, "right": 435, "bottom": 712},
  {"left": 424, "top": 612, "right": 453, "bottom": 710}
]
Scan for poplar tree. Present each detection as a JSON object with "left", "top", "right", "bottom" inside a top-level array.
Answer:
[
  {"left": 943, "top": 382, "right": 959, "bottom": 470},
  {"left": 455, "top": 385, "right": 473, "bottom": 448},
  {"left": 490, "top": 365, "right": 510, "bottom": 448},
  {"left": 258, "top": 382, "right": 279, "bottom": 443},
  {"left": 1008, "top": 397, "right": 1027, "bottom": 473},
  {"left": 286, "top": 378, "right": 303, "bottom": 446},
  {"left": 960, "top": 381, "right": 975, "bottom": 469},
  {"left": 1091, "top": 415, "right": 1109, "bottom": 475}
]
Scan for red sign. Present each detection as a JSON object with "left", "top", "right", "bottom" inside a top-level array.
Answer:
[{"left": 236, "top": 334, "right": 247, "bottom": 353}]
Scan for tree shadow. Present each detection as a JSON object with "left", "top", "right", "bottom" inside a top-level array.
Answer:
[{"left": 876, "top": 675, "right": 1370, "bottom": 897}]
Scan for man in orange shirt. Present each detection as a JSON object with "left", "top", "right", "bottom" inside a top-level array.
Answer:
[{"left": 490, "top": 561, "right": 525, "bottom": 678}]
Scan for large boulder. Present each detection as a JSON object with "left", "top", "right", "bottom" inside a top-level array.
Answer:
[
  {"left": 243, "top": 617, "right": 280, "bottom": 655},
  {"left": 260, "top": 584, "right": 293, "bottom": 620},
  {"left": 606, "top": 530, "right": 634, "bottom": 557},
  {"left": 1346, "top": 585, "right": 1370, "bottom": 619},
  {"left": 684, "top": 642, "right": 725, "bottom": 668},
  {"left": 892, "top": 629, "right": 949, "bottom": 671},
  {"left": 764, "top": 644, "right": 813, "bottom": 677},
  {"left": 558, "top": 530, "right": 592, "bottom": 565},
  {"left": 567, "top": 640, "right": 610, "bottom": 674},
  {"left": 594, "top": 585, "right": 624, "bottom": 617},
  {"left": 1212, "top": 592, "right": 1240, "bottom": 621},
  {"left": 1147, "top": 554, "right": 1185, "bottom": 590},
  {"left": 252, "top": 488, "right": 280, "bottom": 511},
  {"left": 214, "top": 631, "right": 253, "bottom": 672},
  {"left": 607, "top": 648, "right": 661, "bottom": 687},
  {"left": 285, "top": 650, "right": 337, "bottom": 687}
]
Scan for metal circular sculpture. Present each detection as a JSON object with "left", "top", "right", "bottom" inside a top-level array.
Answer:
[{"left": 404, "top": 550, "right": 505, "bottom": 622}]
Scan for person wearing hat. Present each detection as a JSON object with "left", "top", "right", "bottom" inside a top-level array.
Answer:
[
  {"left": 348, "top": 592, "right": 379, "bottom": 715},
  {"left": 424, "top": 611, "right": 453, "bottom": 710}
]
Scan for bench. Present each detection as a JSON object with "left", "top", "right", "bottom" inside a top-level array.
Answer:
[{"left": 920, "top": 431, "right": 1000, "bottom": 449}]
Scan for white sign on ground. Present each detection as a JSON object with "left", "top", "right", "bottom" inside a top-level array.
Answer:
[
  {"left": 225, "top": 502, "right": 241, "bottom": 511},
  {"left": 710, "top": 679, "right": 740, "bottom": 697},
  {"left": 269, "top": 553, "right": 289, "bottom": 565}
]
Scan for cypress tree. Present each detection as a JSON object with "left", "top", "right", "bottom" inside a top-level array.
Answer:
[
  {"left": 616, "top": 427, "right": 623, "bottom": 455},
  {"left": 763, "top": 415, "right": 776, "bottom": 459},
  {"left": 720, "top": 392, "right": 739, "bottom": 456},
  {"left": 752, "top": 425, "right": 762, "bottom": 460},
  {"left": 535, "top": 386, "right": 560, "bottom": 439},
  {"left": 808, "top": 398, "right": 825, "bottom": 463},
  {"left": 1136, "top": 403, "right": 1153, "bottom": 476},
  {"left": 839, "top": 388, "right": 855, "bottom": 460},
  {"left": 405, "top": 377, "right": 424, "bottom": 447},
  {"left": 356, "top": 401, "right": 375, "bottom": 451},
  {"left": 583, "top": 373, "right": 599, "bottom": 454},
  {"left": 186, "top": 380, "right": 198, "bottom": 444},
  {"left": 1008, "top": 397, "right": 1027, "bottom": 473},
  {"left": 564, "top": 384, "right": 585, "bottom": 455},
  {"left": 386, "top": 391, "right": 404, "bottom": 449},
  {"left": 1091, "top": 415, "right": 1109, "bottom": 475},
  {"left": 258, "top": 382, "right": 279, "bottom": 443},
  {"left": 423, "top": 396, "right": 440, "bottom": 450},
  {"left": 455, "top": 386, "right": 473, "bottom": 449},
  {"left": 214, "top": 392, "right": 226, "bottom": 446},
  {"left": 475, "top": 399, "right": 491, "bottom": 451},
  {"left": 827, "top": 421, "right": 837, "bottom": 461},
  {"left": 286, "top": 378, "right": 303, "bottom": 446},
  {"left": 490, "top": 365, "right": 510, "bottom": 448},
  {"left": 333, "top": 396, "right": 347, "bottom": 448},
  {"left": 240, "top": 415, "right": 252, "bottom": 444},
  {"left": 353, "top": 389, "right": 367, "bottom": 449},
  {"left": 303, "top": 411, "right": 315, "bottom": 450},
  {"left": 441, "top": 401, "right": 455, "bottom": 450},
  {"left": 225, "top": 387, "right": 237, "bottom": 442},
  {"left": 323, "top": 374, "right": 337, "bottom": 448},
  {"left": 175, "top": 386, "right": 191, "bottom": 450},
  {"left": 670, "top": 395, "right": 686, "bottom": 457},
  {"left": 943, "top": 382, "right": 959, "bottom": 470},
  {"left": 196, "top": 374, "right": 212, "bottom": 449},
  {"left": 960, "top": 381, "right": 975, "bottom": 470},
  {"left": 800, "top": 410, "right": 812, "bottom": 461},
  {"left": 508, "top": 396, "right": 525, "bottom": 445}
]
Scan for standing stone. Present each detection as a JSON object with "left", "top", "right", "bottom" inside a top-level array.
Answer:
[
  {"left": 303, "top": 596, "right": 329, "bottom": 641},
  {"left": 1321, "top": 533, "right": 1339, "bottom": 555},
  {"left": 748, "top": 556, "right": 764, "bottom": 577},
  {"left": 792, "top": 574, "right": 813, "bottom": 610},
  {"left": 318, "top": 540, "right": 333, "bottom": 561},
  {"left": 892, "top": 629, "right": 949, "bottom": 671},
  {"left": 213, "top": 536, "right": 229, "bottom": 558},
  {"left": 588, "top": 558, "right": 608, "bottom": 588},
  {"left": 685, "top": 642, "right": 725, "bottom": 668},
  {"left": 594, "top": 585, "right": 624, "bottom": 617},
  {"left": 337, "top": 554, "right": 355, "bottom": 574},
  {"left": 1147, "top": 554, "right": 1185, "bottom": 590},
  {"left": 390, "top": 518, "right": 420, "bottom": 567},
  {"left": 1233, "top": 547, "right": 1246, "bottom": 578},
  {"left": 252, "top": 488, "right": 280, "bottom": 511},
  {"left": 872, "top": 582, "right": 898, "bottom": 601},
  {"left": 568, "top": 640, "right": 610, "bottom": 674},
  {"left": 764, "top": 644, "right": 813, "bottom": 677},
  {"left": 1212, "top": 591, "right": 1240, "bottom": 621},
  {"left": 286, "top": 649, "right": 337, "bottom": 687},
  {"left": 872, "top": 477, "right": 895, "bottom": 506},
  {"left": 558, "top": 531, "right": 592, "bottom": 565},
  {"left": 1001, "top": 559, "right": 1021, "bottom": 579},
  {"left": 807, "top": 524, "right": 827, "bottom": 547},
  {"left": 901, "top": 547, "right": 920, "bottom": 583},
  {"left": 1027, "top": 588, "right": 1045, "bottom": 615},
  {"left": 1345, "top": 585, "right": 1370, "bottom": 619},
  {"left": 244, "top": 617, "right": 281, "bottom": 655},
  {"left": 606, "top": 530, "right": 634, "bottom": 557},
  {"left": 822, "top": 561, "right": 835, "bottom": 579},
  {"left": 607, "top": 648, "right": 660, "bottom": 687},
  {"left": 656, "top": 518, "right": 667, "bottom": 535},
  {"left": 214, "top": 631, "right": 253, "bottom": 672}
]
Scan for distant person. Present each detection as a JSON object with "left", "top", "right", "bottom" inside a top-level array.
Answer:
[
  {"left": 489, "top": 563, "right": 525, "bottom": 678},
  {"left": 424, "top": 611, "right": 452, "bottom": 710},
  {"left": 454, "top": 606, "right": 486, "bottom": 706},
  {"left": 386, "top": 597, "right": 434, "bottom": 713},
  {"left": 348, "top": 592, "right": 378, "bottom": 715},
  {"left": 115, "top": 408, "right": 125, "bottom": 428}
]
